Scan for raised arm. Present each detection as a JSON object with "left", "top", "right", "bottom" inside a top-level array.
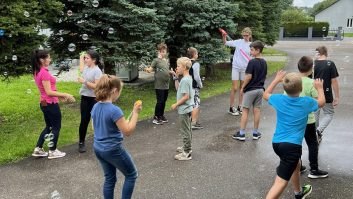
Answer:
[
  {"left": 115, "top": 103, "right": 142, "bottom": 136},
  {"left": 263, "top": 70, "right": 286, "bottom": 101}
]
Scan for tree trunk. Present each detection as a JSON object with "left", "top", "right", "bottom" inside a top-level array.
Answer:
[
  {"left": 103, "top": 61, "right": 116, "bottom": 75},
  {"left": 205, "top": 64, "right": 216, "bottom": 77}
]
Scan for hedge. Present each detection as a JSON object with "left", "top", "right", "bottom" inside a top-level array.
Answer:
[{"left": 283, "top": 21, "right": 330, "bottom": 37}]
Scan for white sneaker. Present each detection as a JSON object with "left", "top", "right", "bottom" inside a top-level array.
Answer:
[
  {"left": 48, "top": 149, "right": 66, "bottom": 159},
  {"left": 174, "top": 151, "right": 192, "bottom": 161},
  {"left": 32, "top": 147, "right": 48, "bottom": 157},
  {"left": 176, "top": 146, "right": 192, "bottom": 153}
]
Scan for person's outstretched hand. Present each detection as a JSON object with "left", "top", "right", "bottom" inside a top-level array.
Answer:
[{"left": 274, "top": 70, "right": 286, "bottom": 83}]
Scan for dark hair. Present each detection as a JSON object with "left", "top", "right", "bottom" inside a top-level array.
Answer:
[
  {"left": 250, "top": 40, "right": 264, "bottom": 53},
  {"left": 297, "top": 56, "right": 313, "bottom": 73},
  {"left": 86, "top": 50, "right": 104, "bottom": 70},
  {"left": 31, "top": 50, "right": 49, "bottom": 75},
  {"left": 315, "top": 46, "right": 328, "bottom": 57}
]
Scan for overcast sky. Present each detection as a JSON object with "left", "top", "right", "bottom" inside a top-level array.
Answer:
[{"left": 293, "top": 0, "right": 324, "bottom": 7}]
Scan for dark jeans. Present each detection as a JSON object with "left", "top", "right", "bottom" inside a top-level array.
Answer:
[
  {"left": 79, "top": 96, "right": 97, "bottom": 143},
  {"left": 304, "top": 123, "right": 319, "bottom": 170},
  {"left": 154, "top": 89, "right": 169, "bottom": 117},
  {"left": 36, "top": 103, "right": 61, "bottom": 150},
  {"left": 94, "top": 145, "right": 138, "bottom": 199}
]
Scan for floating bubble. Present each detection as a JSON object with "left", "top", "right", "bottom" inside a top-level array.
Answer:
[
  {"left": 44, "top": 134, "right": 50, "bottom": 141},
  {"left": 201, "top": 77, "right": 205, "bottom": 81},
  {"left": 3, "top": 72, "right": 8, "bottom": 76},
  {"left": 12, "top": 55, "right": 17, "bottom": 61},
  {"left": 68, "top": 43, "right": 76, "bottom": 52},
  {"left": 82, "top": 34, "right": 88, "bottom": 40},
  {"left": 8, "top": 34, "right": 12, "bottom": 38},
  {"left": 48, "top": 141, "right": 54, "bottom": 148},
  {"left": 24, "top": 11, "right": 30, "bottom": 18},
  {"left": 322, "top": 26, "right": 326, "bottom": 32},
  {"left": 51, "top": 190, "right": 61, "bottom": 199},
  {"left": 92, "top": 0, "right": 99, "bottom": 7},
  {"left": 26, "top": 89, "right": 32, "bottom": 94},
  {"left": 84, "top": 14, "right": 88, "bottom": 18},
  {"left": 48, "top": 133, "right": 54, "bottom": 140},
  {"left": 67, "top": 10, "right": 73, "bottom": 17},
  {"left": 4, "top": 56, "right": 7, "bottom": 60},
  {"left": 59, "top": 37, "right": 63, "bottom": 42},
  {"left": 108, "top": 27, "right": 114, "bottom": 34}
]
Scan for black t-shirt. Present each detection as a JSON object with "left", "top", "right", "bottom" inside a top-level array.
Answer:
[
  {"left": 244, "top": 58, "right": 267, "bottom": 93},
  {"left": 314, "top": 60, "right": 339, "bottom": 103},
  {"left": 189, "top": 60, "right": 199, "bottom": 89}
]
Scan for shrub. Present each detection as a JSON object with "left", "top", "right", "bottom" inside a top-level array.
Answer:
[{"left": 283, "top": 21, "right": 329, "bottom": 37}]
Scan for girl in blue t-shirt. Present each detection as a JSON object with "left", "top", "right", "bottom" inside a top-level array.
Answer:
[{"left": 91, "top": 74, "right": 142, "bottom": 199}]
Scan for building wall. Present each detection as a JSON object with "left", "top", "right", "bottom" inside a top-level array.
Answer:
[{"left": 315, "top": 0, "right": 353, "bottom": 33}]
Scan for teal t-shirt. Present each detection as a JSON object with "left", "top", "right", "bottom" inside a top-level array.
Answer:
[{"left": 177, "top": 75, "right": 194, "bottom": 114}]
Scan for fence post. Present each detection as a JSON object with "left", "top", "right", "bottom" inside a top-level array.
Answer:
[
  {"left": 337, "top": 26, "right": 343, "bottom": 40},
  {"left": 279, "top": 27, "right": 284, "bottom": 40},
  {"left": 308, "top": 27, "right": 313, "bottom": 40}
]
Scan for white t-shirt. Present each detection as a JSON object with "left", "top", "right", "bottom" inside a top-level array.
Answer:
[{"left": 225, "top": 39, "right": 251, "bottom": 71}]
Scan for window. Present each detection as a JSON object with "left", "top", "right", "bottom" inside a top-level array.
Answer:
[{"left": 347, "top": 18, "right": 353, "bottom": 28}]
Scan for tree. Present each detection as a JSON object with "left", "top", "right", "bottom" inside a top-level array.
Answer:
[
  {"left": 48, "top": 0, "right": 165, "bottom": 74},
  {"left": 260, "top": 0, "right": 283, "bottom": 45},
  {"left": 281, "top": 8, "right": 314, "bottom": 23},
  {"left": 0, "top": 0, "right": 63, "bottom": 78}
]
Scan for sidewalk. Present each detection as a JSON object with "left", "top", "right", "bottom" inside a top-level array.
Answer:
[{"left": 0, "top": 41, "right": 352, "bottom": 199}]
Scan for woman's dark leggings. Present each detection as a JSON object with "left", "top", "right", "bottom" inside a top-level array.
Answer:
[
  {"left": 154, "top": 89, "right": 169, "bottom": 117},
  {"left": 79, "top": 96, "right": 97, "bottom": 143},
  {"left": 36, "top": 103, "right": 61, "bottom": 151}
]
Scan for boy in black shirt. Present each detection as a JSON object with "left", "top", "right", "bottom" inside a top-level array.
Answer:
[
  {"left": 314, "top": 46, "right": 340, "bottom": 143},
  {"left": 233, "top": 41, "right": 267, "bottom": 140}
]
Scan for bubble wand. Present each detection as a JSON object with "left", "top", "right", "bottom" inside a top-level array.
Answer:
[
  {"left": 127, "top": 100, "right": 142, "bottom": 121},
  {"left": 219, "top": 28, "right": 233, "bottom": 40}
]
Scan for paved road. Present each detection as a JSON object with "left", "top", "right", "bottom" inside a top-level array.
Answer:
[{"left": 1, "top": 40, "right": 352, "bottom": 199}]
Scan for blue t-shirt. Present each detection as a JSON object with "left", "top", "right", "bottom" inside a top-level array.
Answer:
[
  {"left": 91, "top": 102, "right": 124, "bottom": 151},
  {"left": 269, "top": 94, "right": 318, "bottom": 145}
]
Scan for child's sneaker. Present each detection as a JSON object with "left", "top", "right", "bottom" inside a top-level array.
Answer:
[
  {"left": 252, "top": 132, "right": 262, "bottom": 140},
  {"left": 192, "top": 122, "right": 204, "bottom": 130},
  {"left": 300, "top": 165, "right": 307, "bottom": 174},
  {"left": 78, "top": 142, "right": 86, "bottom": 153},
  {"left": 295, "top": 184, "right": 312, "bottom": 199},
  {"left": 160, "top": 115, "right": 169, "bottom": 123},
  {"left": 176, "top": 146, "right": 192, "bottom": 153},
  {"left": 228, "top": 107, "right": 240, "bottom": 116},
  {"left": 32, "top": 147, "right": 48, "bottom": 157},
  {"left": 174, "top": 151, "right": 192, "bottom": 161},
  {"left": 152, "top": 116, "right": 163, "bottom": 125},
  {"left": 48, "top": 149, "right": 66, "bottom": 159},
  {"left": 237, "top": 106, "right": 243, "bottom": 114},
  {"left": 232, "top": 131, "right": 245, "bottom": 141},
  {"left": 316, "top": 130, "right": 323, "bottom": 144},
  {"left": 308, "top": 169, "right": 328, "bottom": 179}
]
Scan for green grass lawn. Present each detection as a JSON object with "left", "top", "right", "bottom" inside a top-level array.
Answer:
[
  {"left": 344, "top": 33, "right": 353, "bottom": 37},
  {"left": 0, "top": 60, "right": 285, "bottom": 165},
  {"left": 262, "top": 48, "right": 287, "bottom": 56}
]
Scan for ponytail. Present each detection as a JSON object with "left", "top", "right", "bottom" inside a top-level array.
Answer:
[
  {"left": 31, "top": 49, "right": 49, "bottom": 75},
  {"left": 94, "top": 74, "right": 123, "bottom": 101}
]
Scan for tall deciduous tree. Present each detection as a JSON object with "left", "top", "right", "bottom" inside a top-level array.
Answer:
[
  {"left": 0, "top": 0, "right": 62, "bottom": 78},
  {"left": 260, "top": 0, "right": 282, "bottom": 45}
]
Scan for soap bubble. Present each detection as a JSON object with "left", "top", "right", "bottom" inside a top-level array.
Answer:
[
  {"left": 4, "top": 56, "right": 7, "bottom": 60},
  {"left": 3, "top": 72, "right": 8, "bottom": 76},
  {"left": 92, "top": 0, "right": 99, "bottom": 7},
  {"left": 59, "top": 37, "right": 63, "bottom": 42},
  {"left": 44, "top": 134, "right": 50, "bottom": 141},
  {"left": 48, "top": 133, "right": 54, "bottom": 140},
  {"left": 48, "top": 141, "right": 54, "bottom": 148},
  {"left": 26, "top": 89, "right": 32, "bottom": 94},
  {"left": 24, "top": 11, "right": 30, "bottom": 17},
  {"left": 12, "top": 55, "right": 17, "bottom": 61},
  {"left": 67, "top": 10, "right": 73, "bottom": 17},
  {"left": 82, "top": 34, "right": 88, "bottom": 40},
  {"left": 201, "top": 77, "right": 205, "bottom": 81},
  {"left": 68, "top": 43, "right": 76, "bottom": 52},
  {"left": 108, "top": 27, "right": 114, "bottom": 34},
  {"left": 51, "top": 190, "right": 61, "bottom": 199},
  {"left": 8, "top": 34, "right": 12, "bottom": 38},
  {"left": 322, "top": 27, "right": 326, "bottom": 32},
  {"left": 84, "top": 14, "right": 88, "bottom": 18}
]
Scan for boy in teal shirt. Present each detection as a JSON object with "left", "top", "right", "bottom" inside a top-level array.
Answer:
[{"left": 171, "top": 57, "right": 194, "bottom": 161}]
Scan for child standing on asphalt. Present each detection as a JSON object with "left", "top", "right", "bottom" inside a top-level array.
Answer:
[
  {"left": 92, "top": 74, "right": 142, "bottom": 199},
  {"left": 171, "top": 57, "right": 194, "bottom": 161},
  {"left": 263, "top": 71, "right": 325, "bottom": 199},
  {"left": 187, "top": 47, "right": 203, "bottom": 130},
  {"left": 145, "top": 43, "right": 175, "bottom": 125},
  {"left": 296, "top": 56, "right": 328, "bottom": 179},
  {"left": 233, "top": 41, "right": 267, "bottom": 141}
]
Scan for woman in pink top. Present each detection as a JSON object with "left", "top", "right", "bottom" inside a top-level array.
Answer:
[{"left": 31, "top": 50, "right": 75, "bottom": 159}]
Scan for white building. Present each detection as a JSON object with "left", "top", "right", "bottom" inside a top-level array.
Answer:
[{"left": 315, "top": 0, "right": 353, "bottom": 33}]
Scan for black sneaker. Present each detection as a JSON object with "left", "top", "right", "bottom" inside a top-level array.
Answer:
[
  {"left": 160, "top": 115, "right": 168, "bottom": 123},
  {"left": 152, "top": 116, "right": 163, "bottom": 125},
  {"left": 316, "top": 130, "right": 323, "bottom": 144},
  {"left": 237, "top": 106, "right": 243, "bottom": 114},
  {"left": 308, "top": 169, "right": 328, "bottom": 179},
  {"left": 228, "top": 107, "right": 240, "bottom": 116},
  {"left": 78, "top": 142, "right": 86, "bottom": 153},
  {"left": 300, "top": 165, "right": 307, "bottom": 174},
  {"left": 232, "top": 131, "right": 245, "bottom": 141},
  {"left": 252, "top": 132, "right": 261, "bottom": 140},
  {"left": 295, "top": 184, "right": 312, "bottom": 199}
]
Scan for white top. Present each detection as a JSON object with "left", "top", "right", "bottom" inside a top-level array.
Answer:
[
  {"left": 225, "top": 39, "right": 251, "bottom": 71},
  {"left": 79, "top": 65, "right": 102, "bottom": 97}
]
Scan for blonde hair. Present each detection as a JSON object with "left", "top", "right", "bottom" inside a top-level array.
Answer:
[
  {"left": 283, "top": 72, "right": 302, "bottom": 95},
  {"left": 177, "top": 57, "right": 192, "bottom": 70},
  {"left": 187, "top": 47, "right": 198, "bottom": 59},
  {"left": 242, "top": 27, "right": 252, "bottom": 35},
  {"left": 94, "top": 74, "right": 123, "bottom": 101},
  {"left": 157, "top": 43, "right": 167, "bottom": 52}
]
